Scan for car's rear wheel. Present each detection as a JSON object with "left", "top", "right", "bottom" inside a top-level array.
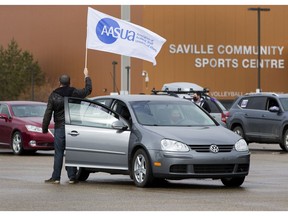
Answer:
[
  {"left": 132, "top": 149, "right": 154, "bottom": 187},
  {"left": 76, "top": 167, "right": 90, "bottom": 181},
  {"left": 11, "top": 131, "right": 24, "bottom": 155},
  {"left": 221, "top": 177, "right": 245, "bottom": 187},
  {"left": 280, "top": 129, "right": 288, "bottom": 152},
  {"left": 232, "top": 126, "right": 245, "bottom": 139}
]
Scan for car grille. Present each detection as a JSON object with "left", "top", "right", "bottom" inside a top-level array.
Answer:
[
  {"left": 170, "top": 164, "right": 249, "bottom": 174},
  {"left": 194, "top": 164, "right": 234, "bottom": 173},
  {"left": 189, "top": 145, "right": 234, "bottom": 152}
]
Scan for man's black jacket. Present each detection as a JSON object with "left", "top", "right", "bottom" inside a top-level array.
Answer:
[{"left": 42, "top": 77, "right": 92, "bottom": 133}]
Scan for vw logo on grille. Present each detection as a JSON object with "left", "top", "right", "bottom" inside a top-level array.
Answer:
[{"left": 209, "top": 144, "right": 219, "bottom": 153}]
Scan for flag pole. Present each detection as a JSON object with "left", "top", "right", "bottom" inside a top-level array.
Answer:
[{"left": 85, "top": 48, "right": 88, "bottom": 68}]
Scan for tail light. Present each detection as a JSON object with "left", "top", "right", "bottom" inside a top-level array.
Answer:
[{"left": 221, "top": 112, "right": 229, "bottom": 123}]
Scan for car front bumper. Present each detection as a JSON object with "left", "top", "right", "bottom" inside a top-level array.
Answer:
[{"left": 148, "top": 149, "right": 250, "bottom": 180}]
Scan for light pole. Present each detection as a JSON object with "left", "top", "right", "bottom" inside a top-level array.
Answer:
[
  {"left": 248, "top": 7, "right": 270, "bottom": 93},
  {"left": 112, "top": 61, "right": 118, "bottom": 93},
  {"left": 125, "top": 66, "right": 130, "bottom": 93}
]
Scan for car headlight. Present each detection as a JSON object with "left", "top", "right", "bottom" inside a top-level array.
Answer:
[
  {"left": 235, "top": 139, "right": 249, "bottom": 152},
  {"left": 25, "top": 125, "right": 43, "bottom": 133},
  {"left": 161, "top": 139, "right": 190, "bottom": 152}
]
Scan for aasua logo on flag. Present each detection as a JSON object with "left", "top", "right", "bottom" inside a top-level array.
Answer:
[
  {"left": 96, "top": 18, "right": 135, "bottom": 44},
  {"left": 86, "top": 7, "right": 166, "bottom": 65}
]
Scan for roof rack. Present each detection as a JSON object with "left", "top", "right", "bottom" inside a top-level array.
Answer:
[{"left": 151, "top": 88, "right": 209, "bottom": 95}]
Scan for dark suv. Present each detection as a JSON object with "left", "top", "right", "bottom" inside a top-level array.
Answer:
[{"left": 226, "top": 92, "right": 288, "bottom": 151}]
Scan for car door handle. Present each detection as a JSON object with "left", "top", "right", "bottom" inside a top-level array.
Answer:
[
  {"left": 67, "top": 131, "right": 79, "bottom": 136},
  {"left": 262, "top": 114, "right": 266, "bottom": 117}
]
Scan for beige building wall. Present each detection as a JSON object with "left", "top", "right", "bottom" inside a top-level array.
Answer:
[
  {"left": 142, "top": 5, "right": 288, "bottom": 99},
  {"left": 0, "top": 5, "right": 287, "bottom": 100}
]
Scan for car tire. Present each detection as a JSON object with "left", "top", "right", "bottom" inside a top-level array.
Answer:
[
  {"left": 221, "top": 177, "right": 245, "bottom": 187},
  {"left": 280, "top": 129, "right": 288, "bottom": 152},
  {"left": 233, "top": 126, "right": 245, "bottom": 139},
  {"left": 76, "top": 167, "right": 90, "bottom": 181},
  {"left": 11, "top": 131, "right": 24, "bottom": 155},
  {"left": 132, "top": 149, "right": 154, "bottom": 187}
]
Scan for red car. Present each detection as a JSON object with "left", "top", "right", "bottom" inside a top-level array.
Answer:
[{"left": 0, "top": 101, "right": 54, "bottom": 155}]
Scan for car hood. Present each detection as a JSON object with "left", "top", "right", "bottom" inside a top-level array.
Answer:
[
  {"left": 144, "top": 125, "right": 239, "bottom": 145},
  {"left": 20, "top": 117, "right": 54, "bottom": 128}
]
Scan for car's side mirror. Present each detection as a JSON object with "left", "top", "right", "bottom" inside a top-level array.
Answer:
[
  {"left": 112, "top": 120, "right": 128, "bottom": 131},
  {"left": 269, "top": 106, "right": 280, "bottom": 113},
  {"left": 0, "top": 113, "right": 9, "bottom": 121}
]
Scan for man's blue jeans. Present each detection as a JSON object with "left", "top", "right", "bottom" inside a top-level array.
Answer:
[{"left": 52, "top": 126, "right": 76, "bottom": 180}]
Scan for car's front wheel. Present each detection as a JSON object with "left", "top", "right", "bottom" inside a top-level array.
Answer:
[
  {"left": 11, "top": 131, "right": 24, "bottom": 155},
  {"left": 232, "top": 126, "right": 245, "bottom": 139},
  {"left": 132, "top": 149, "right": 154, "bottom": 187},
  {"left": 76, "top": 168, "right": 90, "bottom": 181},
  {"left": 280, "top": 129, "right": 288, "bottom": 152},
  {"left": 221, "top": 177, "right": 245, "bottom": 187}
]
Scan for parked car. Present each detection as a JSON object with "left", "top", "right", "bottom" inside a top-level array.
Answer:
[
  {"left": 152, "top": 82, "right": 228, "bottom": 126},
  {"left": 0, "top": 101, "right": 54, "bottom": 155},
  {"left": 226, "top": 92, "right": 288, "bottom": 151},
  {"left": 64, "top": 95, "right": 250, "bottom": 188}
]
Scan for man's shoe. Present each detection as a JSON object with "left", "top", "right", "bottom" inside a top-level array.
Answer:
[
  {"left": 69, "top": 178, "right": 78, "bottom": 184},
  {"left": 45, "top": 178, "right": 60, "bottom": 184}
]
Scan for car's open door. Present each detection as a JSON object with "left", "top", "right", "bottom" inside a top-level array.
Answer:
[{"left": 64, "top": 97, "right": 130, "bottom": 171}]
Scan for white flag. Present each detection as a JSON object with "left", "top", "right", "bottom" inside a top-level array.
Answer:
[{"left": 86, "top": 7, "right": 166, "bottom": 66}]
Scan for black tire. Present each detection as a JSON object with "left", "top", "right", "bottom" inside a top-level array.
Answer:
[
  {"left": 233, "top": 126, "right": 245, "bottom": 139},
  {"left": 76, "top": 168, "right": 90, "bottom": 181},
  {"left": 132, "top": 149, "right": 154, "bottom": 187},
  {"left": 11, "top": 131, "right": 24, "bottom": 155},
  {"left": 280, "top": 129, "right": 288, "bottom": 152},
  {"left": 221, "top": 177, "right": 245, "bottom": 187}
]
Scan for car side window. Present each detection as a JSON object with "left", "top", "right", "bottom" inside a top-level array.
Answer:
[
  {"left": 111, "top": 100, "right": 131, "bottom": 125},
  {"left": 93, "top": 98, "right": 113, "bottom": 107},
  {"left": 241, "top": 97, "right": 266, "bottom": 110},
  {"left": 0, "top": 104, "right": 10, "bottom": 116},
  {"left": 205, "top": 99, "right": 220, "bottom": 113},
  {"left": 267, "top": 98, "right": 279, "bottom": 110},
  {"left": 68, "top": 100, "right": 119, "bottom": 129}
]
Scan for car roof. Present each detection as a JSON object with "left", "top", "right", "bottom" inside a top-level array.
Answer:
[
  {"left": 243, "top": 92, "right": 288, "bottom": 98},
  {"left": 161, "top": 82, "right": 205, "bottom": 91},
  {"left": 0, "top": 101, "right": 47, "bottom": 105},
  {"left": 90, "top": 94, "right": 189, "bottom": 103}
]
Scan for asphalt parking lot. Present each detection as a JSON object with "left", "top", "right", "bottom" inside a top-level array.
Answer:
[{"left": 0, "top": 143, "right": 287, "bottom": 211}]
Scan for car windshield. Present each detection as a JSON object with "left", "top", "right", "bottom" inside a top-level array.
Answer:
[
  {"left": 12, "top": 104, "right": 47, "bottom": 117},
  {"left": 130, "top": 100, "right": 216, "bottom": 126},
  {"left": 279, "top": 98, "right": 288, "bottom": 111}
]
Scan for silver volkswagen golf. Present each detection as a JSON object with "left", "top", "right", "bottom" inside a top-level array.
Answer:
[{"left": 64, "top": 95, "right": 250, "bottom": 187}]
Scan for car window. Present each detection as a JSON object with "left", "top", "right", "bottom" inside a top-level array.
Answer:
[
  {"left": 280, "top": 98, "right": 288, "bottom": 111},
  {"left": 266, "top": 98, "right": 279, "bottom": 110},
  {"left": 68, "top": 100, "right": 118, "bottom": 129},
  {"left": 213, "top": 98, "right": 227, "bottom": 111},
  {"left": 239, "top": 97, "right": 266, "bottom": 110},
  {"left": 130, "top": 100, "right": 216, "bottom": 126},
  {"left": 11, "top": 105, "right": 46, "bottom": 117},
  {"left": 206, "top": 99, "right": 220, "bottom": 113},
  {"left": 0, "top": 104, "right": 10, "bottom": 116},
  {"left": 93, "top": 98, "right": 113, "bottom": 107},
  {"left": 111, "top": 100, "right": 131, "bottom": 123}
]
